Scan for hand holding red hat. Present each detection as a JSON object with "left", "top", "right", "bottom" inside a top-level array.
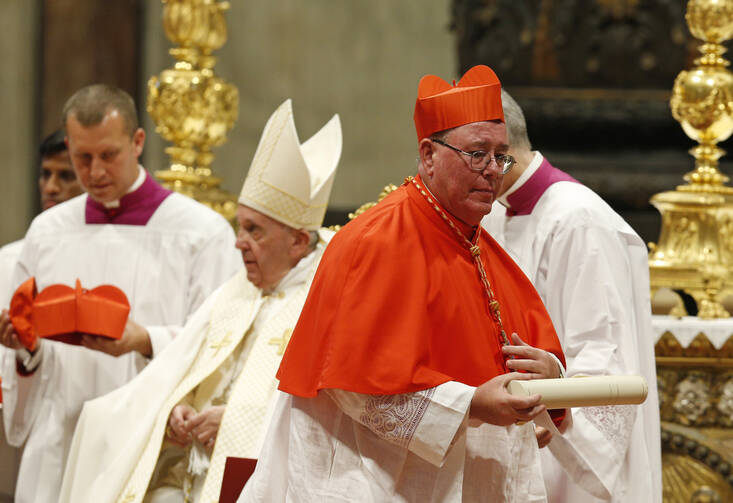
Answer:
[
  {"left": 8, "top": 277, "right": 131, "bottom": 350},
  {"left": 8, "top": 277, "right": 38, "bottom": 351}
]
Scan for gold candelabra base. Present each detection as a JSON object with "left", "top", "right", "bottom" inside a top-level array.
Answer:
[
  {"left": 650, "top": 0, "right": 733, "bottom": 319},
  {"left": 155, "top": 167, "right": 237, "bottom": 223},
  {"left": 649, "top": 190, "right": 733, "bottom": 318}
]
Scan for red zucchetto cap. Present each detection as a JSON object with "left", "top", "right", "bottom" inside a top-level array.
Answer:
[{"left": 413, "top": 65, "right": 504, "bottom": 142}]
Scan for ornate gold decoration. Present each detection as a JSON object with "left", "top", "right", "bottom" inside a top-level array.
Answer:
[
  {"left": 348, "top": 184, "right": 398, "bottom": 220},
  {"left": 662, "top": 453, "right": 731, "bottom": 502},
  {"left": 673, "top": 373, "right": 713, "bottom": 425},
  {"left": 656, "top": 331, "right": 733, "bottom": 358},
  {"left": 147, "top": 0, "right": 239, "bottom": 222},
  {"left": 717, "top": 374, "right": 733, "bottom": 426},
  {"left": 328, "top": 183, "right": 398, "bottom": 232},
  {"left": 649, "top": 0, "right": 733, "bottom": 318},
  {"left": 656, "top": 331, "right": 733, "bottom": 502},
  {"left": 660, "top": 422, "right": 733, "bottom": 501},
  {"left": 656, "top": 340, "right": 733, "bottom": 425},
  {"left": 722, "top": 335, "right": 733, "bottom": 357}
]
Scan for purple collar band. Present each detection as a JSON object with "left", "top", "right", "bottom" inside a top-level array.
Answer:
[
  {"left": 505, "top": 157, "right": 578, "bottom": 217},
  {"left": 85, "top": 171, "right": 173, "bottom": 225}
]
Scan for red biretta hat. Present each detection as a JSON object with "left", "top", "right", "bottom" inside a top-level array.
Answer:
[
  {"left": 9, "top": 277, "right": 130, "bottom": 351},
  {"left": 413, "top": 64, "right": 504, "bottom": 142}
]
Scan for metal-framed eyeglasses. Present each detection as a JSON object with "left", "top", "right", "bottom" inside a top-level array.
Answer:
[{"left": 431, "top": 138, "right": 515, "bottom": 175}]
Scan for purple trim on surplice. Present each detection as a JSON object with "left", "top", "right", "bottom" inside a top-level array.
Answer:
[
  {"left": 506, "top": 158, "right": 579, "bottom": 217},
  {"left": 85, "top": 171, "right": 172, "bottom": 225}
]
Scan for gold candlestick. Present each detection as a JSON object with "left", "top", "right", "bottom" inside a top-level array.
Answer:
[
  {"left": 649, "top": 0, "right": 733, "bottom": 318},
  {"left": 671, "top": 0, "right": 733, "bottom": 192},
  {"left": 147, "top": 0, "right": 239, "bottom": 222}
]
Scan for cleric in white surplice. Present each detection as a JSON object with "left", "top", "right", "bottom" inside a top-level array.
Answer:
[
  {"left": 482, "top": 91, "right": 662, "bottom": 502},
  {"left": 58, "top": 99, "right": 342, "bottom": 503},
  {"left": 0, "top": 84, "right": 241, "bottom": 503}
]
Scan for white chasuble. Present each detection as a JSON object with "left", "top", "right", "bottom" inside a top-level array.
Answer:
[
  {"left": 3, "top": 190, "right": 240, "bottom": 503},
  {"left": 121, "top": 271, "right": 263, "bottom": 503},
  {"left": 482, "top": 152, "right": 661, "bottom": 503},
  {"left": 59, "top": 239, "right": 326, "bottom": 503},
  {"left": 197, "top": 278, "right": 310, "bottom": 503}
]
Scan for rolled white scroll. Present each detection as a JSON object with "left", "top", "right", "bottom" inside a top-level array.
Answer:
[{"left": 507, "top": 375, "right": 648, "bottom": 409}]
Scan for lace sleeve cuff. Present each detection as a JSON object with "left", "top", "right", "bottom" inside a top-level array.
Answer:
[
  {"left": 329, "top": 381, "right": 475, "bottom": 467},
  {"left": 407, "top": 380, "right": 475, "bottom": 466}
]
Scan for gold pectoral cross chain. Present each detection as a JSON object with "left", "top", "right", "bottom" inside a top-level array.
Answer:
[{"left": 409, "top": 177, "right": 510, "bottom": 347}]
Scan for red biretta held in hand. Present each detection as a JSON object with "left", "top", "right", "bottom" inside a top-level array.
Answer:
[{"left": 9, "top": 277, "right": 130, "bottom": 351}]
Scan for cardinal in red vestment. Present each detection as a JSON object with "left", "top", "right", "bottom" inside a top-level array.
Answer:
[{"left": 242, "top": 65, "right": 568, "bottom": 503}]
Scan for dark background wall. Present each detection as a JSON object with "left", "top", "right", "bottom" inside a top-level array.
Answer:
[
  {"left": 5, "top": 0, "right": 729, "bottom": 246},
  {"left": 41, "top": 0, "right": 143, "bottom": 138},
  {"left": 451, "top": 0, "right": 731, "bottom": 245}
]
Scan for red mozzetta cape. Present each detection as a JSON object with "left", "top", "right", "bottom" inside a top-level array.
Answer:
[{"left": 277, "top": 177, "right": 565, "bottom": 397}]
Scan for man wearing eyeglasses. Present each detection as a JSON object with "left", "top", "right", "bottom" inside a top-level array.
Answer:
[
  {"left": 240, "top": 66, "right": 568, "bottom": 502},
  {"left": 481, "top": 91, "right": 662, "bottom": 503}
]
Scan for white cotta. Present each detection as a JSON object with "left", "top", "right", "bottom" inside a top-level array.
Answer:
[
  {"left": 0, "top": 187, "right": 241, "bottom": 503},
  {"left": 0, "top": 239, "right": 24, "bottom": 498},
  {"left": 0, "top": 239, "right": 24, "bottom": 308},
  {"left": 482, "top": 151, "right": 662, "bottom": 503},
  {"left": 240, "top": 383, "right": 549, "bottom": 503},
  {"left": 58, "top": 233, "right": 329, "bottom": 503}
]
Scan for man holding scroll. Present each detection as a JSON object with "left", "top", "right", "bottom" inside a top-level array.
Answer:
[{"left": 242, "top": 66, "right": 568, "bottom": 502}]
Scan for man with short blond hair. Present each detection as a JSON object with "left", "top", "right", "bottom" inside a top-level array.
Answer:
[
  {"left": 0, "top": 84, "right": 240, "bottom": 503},
  {"left": 62, "top": 83, "right": 139, "bottom": 136},
  {"left": 59, "top": 99, "right": 342, "bottom": 503}
]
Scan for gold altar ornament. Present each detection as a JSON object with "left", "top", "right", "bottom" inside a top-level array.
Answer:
[
  {"left": 649, "top": 0, "right": 733, "bottom": 318},
  {"left": 655, "top": 331, "right": 733, "bottom": 502},
  {"left": 327, "top": 184, "right": 398, "bottom": 232},
  {"left": 651, "top": 2, "right": 733, "bottom": 500},
  {"left": 147, "top": 0, "right": 239, "bottom": 222}
]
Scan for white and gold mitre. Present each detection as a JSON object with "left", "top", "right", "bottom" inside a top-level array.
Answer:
[{"left": 239, "top": 99, "right": 342, "bottom": 230}]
